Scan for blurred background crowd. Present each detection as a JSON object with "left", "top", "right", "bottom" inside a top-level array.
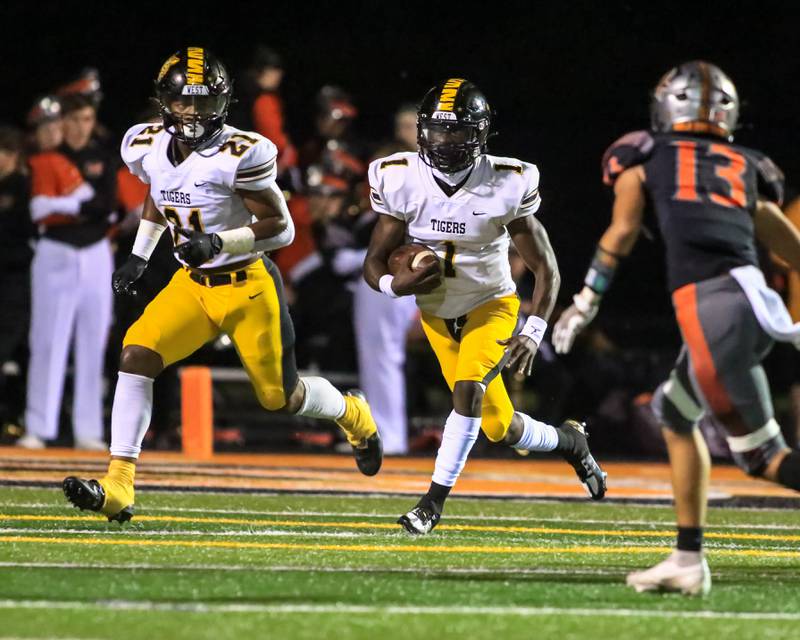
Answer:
[{"left": 1, "top": 39, "right": 799, "bottom": 463}]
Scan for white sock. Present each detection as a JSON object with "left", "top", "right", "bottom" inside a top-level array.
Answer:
[
  {"left": 109, "top": 372, "right": 153, "bottom": 459},
  {"left": 295, "top": 377, "right": 346, "bottom": 420},
  {"left": 431, "top": 410, "right": 482, "bottom": 487},
  {"left": 512, "top": 412, "right": 558, "bottom": 452}
]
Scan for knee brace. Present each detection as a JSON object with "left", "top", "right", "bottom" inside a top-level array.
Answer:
[
  {"left": 652, "top": 373, "right": 704, "bottom": 435},
  {"left": 727, "top": 419, "right": 787, "bottom": 477}
]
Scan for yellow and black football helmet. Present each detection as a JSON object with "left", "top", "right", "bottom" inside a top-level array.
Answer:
[
  {"left": 155, "top": 47, "right": 233, "bottom": 147},
  {"left": 417, "top": 78, "right": 491, "bottom": 173}
]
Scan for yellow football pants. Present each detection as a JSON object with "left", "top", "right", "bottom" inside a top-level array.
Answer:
[
  {"left": 421, "top": 295, "right": 520, "bottom": 442},
  {"left": 123, "top": 259, "right": 297, "bottom": 410}
]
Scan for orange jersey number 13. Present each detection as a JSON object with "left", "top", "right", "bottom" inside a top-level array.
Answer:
[{"left": 672, "top": 141, "right": 747, "bottom": 209}]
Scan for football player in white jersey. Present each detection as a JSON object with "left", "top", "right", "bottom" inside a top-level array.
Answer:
[
  {"left": 365, "top": 79, "right": 607, "bottom": 534},
  {"left": 63, "top": 48, "right": 382, "bottom": 522}
]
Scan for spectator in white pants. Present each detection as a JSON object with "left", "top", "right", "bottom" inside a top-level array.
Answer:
[
  {"left": 351, "top": 105, "right": 420, "bottom": 454},
  {"left": 18, "top": 94, "right": 115, "bottom": 449},
  {"left": 353, "top": 278, "right": 418, "bottom": 454}
]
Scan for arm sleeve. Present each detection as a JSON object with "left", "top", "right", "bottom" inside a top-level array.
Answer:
[
  {"left": 367, "top": 158, "right": 403, "bottom": 219},
  {"left": 601, "top": 130, "right": 655, "bottom": 186},
  {"left": 755, "top": 153, "right": 785, "bottom": 206},
  {"left": 234, "top": 137, "right": 278, "bottom": 191}
]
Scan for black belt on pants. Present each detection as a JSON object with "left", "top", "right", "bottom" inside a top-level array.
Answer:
[{"left": 187, "top": 268, "right": 248, "bottom": 287}]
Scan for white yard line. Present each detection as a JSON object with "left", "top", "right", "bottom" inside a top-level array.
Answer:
[
  {"left": 0, "top": 600, "right": 798, "bottom": 621},
  {"left": 2, "top": 502, "right": 796, "bottom": 531}
]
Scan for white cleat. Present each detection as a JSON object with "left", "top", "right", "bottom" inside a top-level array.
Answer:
[
  {"left": 16, "top": 433, "right": 45, "bottom": 449},
  {"left": 626, "top": 551, "right": 711, "bottom": 596}
]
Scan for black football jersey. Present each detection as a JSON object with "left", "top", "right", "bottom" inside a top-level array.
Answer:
[{"left": 602, "top": 131, "right": 784, "bottom": 292}]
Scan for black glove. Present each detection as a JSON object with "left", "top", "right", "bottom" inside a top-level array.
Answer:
[
  {"left": 113, "top": 255, "right": 149, "bottom": 296},
  {"left": 174, "top": 228, "right": 223, "bottom": 267}
]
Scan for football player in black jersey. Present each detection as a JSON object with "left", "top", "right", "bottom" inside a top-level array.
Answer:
[{"left": 554, "top": 61, "right": 800, "bottom": 595}]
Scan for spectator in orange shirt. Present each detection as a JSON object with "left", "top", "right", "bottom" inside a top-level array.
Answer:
[
  {"left": 19, "top": 94, "right": 115, "bottom": 450},
  {"left": 232, "top": 46, "right": 298, "bottom": 187}
]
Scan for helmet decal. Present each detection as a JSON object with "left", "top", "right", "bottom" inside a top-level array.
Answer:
[
  {"left": 436, "top": 78, "right": 465, "bottom": 112},
  {"left": 185, "top": 47, "right": 205, "bottom": 85},
  {"left": 417, "top": 78, "right": 491, "bottom": 173},
  {"left": 157, "top": 54, "right": 180, "bottom": 83}
]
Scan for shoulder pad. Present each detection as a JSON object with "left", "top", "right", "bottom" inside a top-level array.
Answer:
[
  {"left": 368, "top": 153, "right": 415, "bottom": 216},
  {"left": 121, "top": 123, "right": 164, "bottom": 155},
  {"left": 219, "top": 129, "right": 274, "bottom": 162},
  {"left": 120, "top": 123, "right": 164, "bottom": 182},
  {"left": 231, "top": 130, "right": 278, "bottom": 190},
  {"left": 602, "top": 130, "right": 655, "bottom": 186}
]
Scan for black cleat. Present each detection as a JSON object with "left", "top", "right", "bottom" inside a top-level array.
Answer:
[
  {"left": 398, "top": 502, "right": 441, "bottom": 535},
  {"left": 556, "top": 420, "right": 607, "bottom": 500},
  {"left": 353, "top": 432, "right": 383, "bottom": 476},
  {"left": 62, "top": 476, "right": 134, "bottom": 523},
  {"left": 343, "top": 390, "right": 383, "bottom": 476}
]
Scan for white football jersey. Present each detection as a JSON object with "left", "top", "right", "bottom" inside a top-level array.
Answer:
[
  {"left": 368, "top": 152, "right": 541, "bottom": 318},
  {"left": 121, "top": 122, "right": 278, "bottom": 270}
]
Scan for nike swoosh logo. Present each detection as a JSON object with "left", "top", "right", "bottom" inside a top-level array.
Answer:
[
  {"left": 248, "top": 292, "right": 263, "bottom": 300},
  {"left": 472, "top": 211, "right": 489, "bottom": 216},
  {"left": 194, "top": 181, "right": 209, "bottom": 187}
]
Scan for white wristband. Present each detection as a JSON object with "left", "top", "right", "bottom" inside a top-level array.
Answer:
[
  {"left": 132, "top": 219, "right": 167, "bottom": 261},
  {"left": 378, "top": 274, "right": 399, "bottom": 298},
  {"left": 520, "top": 315, "right": 548, "bottom": 346},
  {"left": 217, "top": 227, "right": 256, "bottom": 255}
]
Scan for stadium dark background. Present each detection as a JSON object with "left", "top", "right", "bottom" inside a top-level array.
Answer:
[{"left": 0, "top": 1, "right": 795, "bottom": 347}]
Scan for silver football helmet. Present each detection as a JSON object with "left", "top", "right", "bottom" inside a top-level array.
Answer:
[{"left": 650, "top": 61, "right": 739, "bottom": 140}]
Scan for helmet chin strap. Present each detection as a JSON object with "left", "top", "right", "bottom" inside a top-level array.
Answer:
[{"left": 431, "top": 163, "right": 473, "bottom": 186}]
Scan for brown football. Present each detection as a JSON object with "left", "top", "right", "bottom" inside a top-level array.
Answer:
[{"left": 388, "top": 243, "right": 439, "bottom": 275}]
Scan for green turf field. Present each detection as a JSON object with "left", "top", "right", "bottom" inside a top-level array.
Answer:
[{"left": 0, "top": 486, "right": 798, "bottom": 640}]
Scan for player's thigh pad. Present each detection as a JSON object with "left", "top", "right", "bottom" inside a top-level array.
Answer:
[
  {"left": 123, "top": 268, "right": 219, "bottom": 367},
  {"left": 456, "top": 296, "right": 519, "bottom": 383},
  {"left": 420, "top": 312, "right": 461, "bottom": 391},
  {"left": 222, "top": 259, "right": 298, "bottom": 411},
  {"left": 458, "top": 296, "right": 519, "bottom": 440}
]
